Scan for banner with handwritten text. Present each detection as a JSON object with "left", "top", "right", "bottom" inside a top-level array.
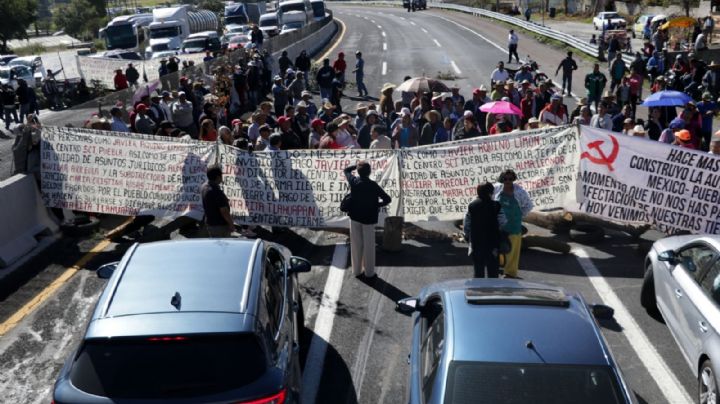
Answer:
[{"left": 574, "top": 127, "right": 720, "bottom": 234}]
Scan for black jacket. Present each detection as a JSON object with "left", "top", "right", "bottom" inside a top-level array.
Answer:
[
  {"left": 466, "top": 198, "right": 501, "bottom": 252},
  {"left": 344, "top": 165, "right": 392, "bottom": 225}
]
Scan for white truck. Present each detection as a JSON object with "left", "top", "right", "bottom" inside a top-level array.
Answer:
[
  {"left": 279, "top": 10, "right": 306, "bottom": 34},
  {"left": 593, "top": 12, "right": 627, "bottom": 30},
  {"left": 99, "top": 13, "right": 154, "bottom": 54},
  {"left": 146, "top": 6, "right": 219, "bottom": 58}
]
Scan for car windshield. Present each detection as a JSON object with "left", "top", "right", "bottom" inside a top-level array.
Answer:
[
  {"left": 260, "top": 17, "right": 278, "bottom": 27},
  {"left": 284, "top": 22, "right": 303, "bottom": 30},
  {"left": 183, "top": 39, "right": 206, "bottom": 49},
  {"left": 311, "top": 2, "right": 324, "bottom": 17},
  {"left": 603, "top": 13, "right": 620, "bottom": 19},
  {"left": 70, "top": 334, "right": 267, "bottom": 398},
  {"left": 280, "top": 3, "right": 306, "bottom": 13},
  {"left": 150, "top": 26, "right": 180, "bottom": 39},
  {"left": 445, "top": 362, "right": 625, "bottom": 404},
  {"left": 152, "top": 43, "right": 170, "bottom": 52},
  {"left": 104, "top": 24, "right": 136, "bottom": 49},
  {"left": 226, "top": 15, "right": 248, "bottom": 25},
  {"left": 8, "top": 59, "right": 32, "bottom": 68}
]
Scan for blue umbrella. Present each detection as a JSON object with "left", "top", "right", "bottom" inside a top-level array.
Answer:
[{"left": 642, "top": 90, "right": 693, "bottom": 107}]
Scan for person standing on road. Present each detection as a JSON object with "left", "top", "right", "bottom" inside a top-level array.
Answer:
[
  {"left": 125, "top": 63, "right": 140, "bottom": 88},
  {"left": 316, "top": 58, "right": 335, "bottom": 100},
  {"left": 333, "top": 52, "right": 347, "bottom": 86},
  {"left": 609, "top": 53, "right": 628, "bottom": 92},
  {"left": 294, "top": 50, "right": 311, "bottom": 89},
  {"left": 113, "top": 69, "right": 128, "bottom": 91},
  {"left": 555, "top": 51, "right": 578, "bottom": 97},
  {"left": 344, "top": 161, "right": 392, "bottom": 279},
  {"left": 585, "top": 63, "right": 607, "bottom": 111},
  {"left": 507, "top": 30, "right": 520, "bottom": 64},
  {"left": 524, "top": 7, "right": 531, "bottom": 22},
  {"left": 201, "top": 165, "right": 235, "bottom": 238},
  {"left": 494, "top": 169, "right": 532, "bottom": 279},
  {"left": 353, "top": 51, "right": 368, "bottom": 98},
  {"left": 464, "top": 182, "right": 502, "bottom": 278},
  {"left": 2, "top": 84, "right": 19, "bottom": 131}
]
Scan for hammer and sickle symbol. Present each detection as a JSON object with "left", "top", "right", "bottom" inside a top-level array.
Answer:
[{"left": 580, "top": 135, "right": 620, "bottom": 171}]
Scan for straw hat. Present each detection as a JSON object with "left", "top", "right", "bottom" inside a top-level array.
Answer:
[{"left": 381, "top": 82, "right": 396, "bottom": 93}]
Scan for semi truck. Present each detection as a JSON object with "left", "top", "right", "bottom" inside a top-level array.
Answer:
[
  {"left": 99, "top": 13, "right": 154, "bottom": 53},
  {"left": 224, "top": 2, "right": 267, "bottom": 26},
  {"left": 146, "top": 6, "right": 219, "bottom": 58}
]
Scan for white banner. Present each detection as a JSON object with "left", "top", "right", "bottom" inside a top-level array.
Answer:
[
  {"left": 573, "top": 127, "right": 720, "bottom": 234},
  {"left": 403, "top": 126, "right": 580, "bottom": 221},
  {"left": 218, "top": 146, "right": 401, "bottom": 227},
  {"left": 41, "top": 127, "right": 215, "bottom": 219}
]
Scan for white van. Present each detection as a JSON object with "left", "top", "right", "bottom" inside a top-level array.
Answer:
[
  {"left": 181, "top": 31, "right": 221, "bottom": 54},
  {"left": 277, "top": 0, "right": 312, "bottom": 25},
  {"left": 259, "top": 12, "right": 280, "bottom": 37}
]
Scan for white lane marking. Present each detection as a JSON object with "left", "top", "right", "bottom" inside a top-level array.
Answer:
[
  {"left": 300, "top": 243, "right": 349, "bottom": 404},
  {"left": 573, "top": 247, "right": 694, "bottom": 404},
  {"left": 382, "top": 31, "right": 386, "bottom": 37},
  {"left": 410, "top": 21, "right": 416, "bottom": 26},
  {"left": 382, "top": 61, "right": 387, "bottom": 75},
  {"left": 377, "top": 25, "right": 382, "bottom": 29},
  {"left": 399, "top": 16, "right": 406, "bottom": 21},
  {"left": 383, "top": 42, "right": 387, "bottom": 51},
  {"left": 450, "top": 60, "right": 461, "bottom": 75},
  {"left": 370, "top": 19, "right": 376, "bottom": 23},
  {"left": 433, "top": 39, "right": 441, "bottom": 47},
  {"left": 433, "top": 14, "right": 580, "bottom": 102},
  {"left": 421, "top": 28, "right": 428, "bottom": 33}
]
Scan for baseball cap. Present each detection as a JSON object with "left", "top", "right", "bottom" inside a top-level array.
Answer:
[
  {"left": 675, "top": 129, "right": 691, "bottom": 142},
  {"left": 231, "top": 118, "right": 242, "bottom": 126},
  {"left": 135, "top": 104, "right": 148, "bottom": 113},
  {"left": 669, "top": 118, "right": 685, "bottom": 129},
  {"left": 311, "top": 118, "right": 325, "bottom": 128},
  {"left": 277, "top": 116, "right": 289, "bottom": 125}
]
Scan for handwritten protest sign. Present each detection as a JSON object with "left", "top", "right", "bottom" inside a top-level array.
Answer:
[
  {"left": 403, "top": 126, "right": 581, "bottom": 221},
  {"left": 41, "top": 127, "right": 215, "bottom": 219},
  {"left": 574, "top": 127, "right": 720, "bottom": 235},
  {"left": 218, "top": 145, "right": 401, "bottom": 227}
]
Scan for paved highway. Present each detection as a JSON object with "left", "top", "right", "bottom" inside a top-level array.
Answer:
[{"left": 0, "top": 4, "right": 700, "bottom": 404}]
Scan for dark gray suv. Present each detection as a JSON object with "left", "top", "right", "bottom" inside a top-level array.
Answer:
[{"left": 53, "top": 239, "right": 311, "bottom": 404}]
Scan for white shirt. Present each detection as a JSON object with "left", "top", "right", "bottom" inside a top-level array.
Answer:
[
  {"left": 160, "top": 100, "right": 173, "bottom": 123},
  {"left": 247, "top": 122, "right": 260, "bottom": 142},
  {"left": 508, "top": 32, "right": 519, "bottom": 46},
  {"left": 590, "top": 114, "right": 613, "bottom": 131},
  {"left": 335, "top": 128, "right": 359, "bottom": 148},
  {"left": 491, "top": 68, "right": 510, "bottom": 83},
  {"left": 370, "top": 135, "right": 392, "bottom": 149}
]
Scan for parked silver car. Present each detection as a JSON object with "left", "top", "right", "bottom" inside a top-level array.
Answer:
[{"left": 641, "top": 235, "right": 720, "bottom": 404}]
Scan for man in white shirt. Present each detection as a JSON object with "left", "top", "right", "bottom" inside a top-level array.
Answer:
[
  {"left": 159, "top": 91, "right": 173, "bottom": 123},
  {"left": 589, "top": 102, "right": 613, "bottom": 131},
  {"left": 508, "top": 29, "right": 520, "bottom": 64},
  {"left": 369, "top": 124, "right": 391, "bottom": 149},
  {"left": 491, "top": 62, "right": 510, "bottom": 86}
]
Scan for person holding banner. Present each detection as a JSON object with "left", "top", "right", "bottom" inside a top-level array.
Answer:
[
  {"left": 710, "top": 132, "right": 720, "bottom": 154},
  {"left": 494, "top": 169, "right": 533, "bottom": 279},
  {"left": 201, "top": 165, "right": 235, "bottom": 238},
  {"left": 344, "top": 162, "right": 392, "bottom": 279}
]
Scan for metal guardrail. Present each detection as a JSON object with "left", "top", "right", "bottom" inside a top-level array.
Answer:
[{"left": 334, "top": 1, "right": 636, "bottom": 66}]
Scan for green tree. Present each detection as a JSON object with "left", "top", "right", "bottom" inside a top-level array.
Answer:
[
  {"left": 54, "top": 0, "right": 106, "bottom": 40},
  {"left": 36, "top": 0, "right": 53, "bottom": 35},
  {"left": 198, "top": 0, "right": 224, "bottom": 13},
  {"left": 0, "top": 0, "right": 38, "bottom": 52}
]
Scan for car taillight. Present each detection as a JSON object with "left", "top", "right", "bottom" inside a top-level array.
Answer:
[
  {"left": 146, "top": 336, "right": 187, "bottom": 342},
  {"left": 234, "top": 389, "right": 286, "bottom": 404}
]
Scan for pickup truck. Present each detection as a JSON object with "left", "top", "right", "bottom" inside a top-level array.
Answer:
[{"left": 593, "top": 12, "right": 626, "bottom": 30}]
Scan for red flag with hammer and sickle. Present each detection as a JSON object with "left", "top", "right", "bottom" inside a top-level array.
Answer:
[{"left": 581, "top": 134, "right": 620, "bottom": 171}]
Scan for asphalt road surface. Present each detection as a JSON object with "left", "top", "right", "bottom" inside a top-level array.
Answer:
[{"left": 0, "top": 4, "right": 701, "bottom": 404}]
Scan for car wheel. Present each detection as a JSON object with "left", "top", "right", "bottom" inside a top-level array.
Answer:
[
  {"left": 640, "top": 265, "right": 659, "bottom": 314},
  {"left": 700, "top": 360, "right": 718, "bottom": 404}
]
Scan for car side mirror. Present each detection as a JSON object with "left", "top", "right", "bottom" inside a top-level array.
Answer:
[
  {"left": 396, "top": 297, "right": 420, "bottom": 314},
  {"left": 97, "top": 262, "right": 119, "bottom": 279},
  {"left": 289, "top": 256, "right": 311, "bottom": 273},
  {"left": 590, "top": 304, "right": 615, "bottom": 319},
  {"left": 657, "top": 250, "right": 676, "bottom": 263}
]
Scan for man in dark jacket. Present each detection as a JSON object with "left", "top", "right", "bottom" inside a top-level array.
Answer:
[
  {"left": 344, "top": 162, "right": 392, "bottom": 279},
  {"left": 278, "top": 51, "right": 293, "bottom": 77},
  {"left": 463, "top": 182, "right": 502, "bottom": 278},
  {"left": 201, "top": 165, "right": 234, "bottom": 237},
  {"left": 316, "top": 58, "right": 335, "bottom": 100},
  {"left": 125, "top": 63, "right": 140, "bottom": 88},
  {"left": 295, "top": 50, "right": 311, "bottom": 88}
]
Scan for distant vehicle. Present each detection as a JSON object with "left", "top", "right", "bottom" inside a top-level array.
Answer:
[
  {"left": 221, "top": 32, "right": 243, "bottom": 50},
  {"left": 0, "top": 65, "right": 35, "bottom": 89},
  {"left": 227, "top": 34, "right": 251, "bottom": 51},
  {"left": 146, "top": 6, "right": 219, "bottom": 58},
  {"left": 277, "top": 0, "right": 313, "bottom": 25},
  {"left": 181, "top": 31, "right": 221, "bottom": 54},
  {"left": 399, "top": 279, "right": 635, "bottom": 404},
  {"left": 99, "top": 13, "right": 154, "bottom": 53},
  {"left": 310, "top": 0, "right": 325, "bottom": 21},
  {"left": 593, "top": 12, "right": 626, "bottom": 30},
  {"left": 633, "top": 14, "right": 654, "bottom": 38},
  {"left": 52, "top": 239, "right": 313, "bottom": 404},
  {"left": 225, "top": 23, "right": 252, "bottom": 35},
  {"left": 150, "top": 50, "right": 180, "bottom": 60},
  {"left": 8, "top": 56, "right": 46, "bottom": 82},
  {"left": 259, "top": 12, "right": 280, "bottom": 37},
  {"left": 280, "top": 21, "right": 304, "bottom": 35},
  {"left": 0, "top": 54, "right": 18, "bottom": 66},
  {"left": 280, "top": 10, "right": 307, "bottom": 29},
  {"left": 224, "top": 3, "right": 250, "bottom": 26},
  {"left": 92, "top": 50, "right": 144, "bottom": 60},
  {"left": 641, "top": 235, "right": 720, "bottom": 404},
  {"left": 413, "top": 0, "right": 427, "bottom": 10}
]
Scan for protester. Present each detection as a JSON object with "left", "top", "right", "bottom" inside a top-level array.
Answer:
[
  {"left": 110, "top": 107, "right": 129, "bottom": 133},
  {"left": 353, "top": 51, "right": 368, "bottom": 98},
  {"left": 463, "top": 182, "right": 502, "bottom": 278},
  {"left": 590, "top": 102, "right": 613, "bottom": 130},
  {"left": 710, "top": 132, "right": 720, "bottom": 154},
  {"left": 420, "top": 110, "right": 441, "bottom": 145},
  {"left": 455, "top": 111, "right": 482, "bottom": 140},
  {"left": 125, "top": 63, "right": 140, "bottom": 88},
  {"left": 674, "top": 129, "right": 696, "bottom": 149},
  {"left": 369, "top": 124, "right": 392, "bottom": 149},
  {"left": 555, "top": 51, "right": 578, "bottom": 96},
  {"left": 659, "top": 117, "right": 686, "bottom": 144},
  {"left": 344, "top": 161, "right": 392, "bottom": 279},
  {"left": 316, "top": 58, "right": 335, "bottom": 100},
  {"left": 114, "top": 69, "right": 129, "bottom": 91},
  {"left": 539, "top": 94, "right": 568, "bottom": 126},
  {"left": 507, "top": 30, "right": 520, "bottom": 64},
  {"left": 333, "top": 52, "right": 347, "bottom": 85},
  {"left": 358, "top": 109, "right": 379, "bottom": 148},
  {"left": 171, "top": 91, "right": 196, "bottom": 138},
  {"left": 199, "top": 119, "right": 217, "bottom": 141},
  {"left": 494, "top": 169, "right": 533, "bottom": 279},
  {"left": 201, "top": 165, "right": 234, "bottom": 238},
  {"left": 585, "top": 63, "right": 607, "bottom": 111},
  {"left": 134, "top": 104, "right": 155, "bottom": 135},
  {"left": 491, "top": 61, "right": 510, "bottom": 86},
  {"left": 392, "top": 110, "right": 418, "bottom": 148},
  {"left": 255, "top": 124, "right": 272, "bottom": 151}
]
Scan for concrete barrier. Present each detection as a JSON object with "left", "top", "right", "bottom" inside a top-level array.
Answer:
[
  {"left": 270, "top": 16, "right": 339, "bottom": 75},
  {"left": 0, "top": 175, "right": 59, "bottom": 268}
]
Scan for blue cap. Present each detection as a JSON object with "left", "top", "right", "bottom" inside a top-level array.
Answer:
[{"left": 669, "top": 118, "right": 685, "bottom": 129}]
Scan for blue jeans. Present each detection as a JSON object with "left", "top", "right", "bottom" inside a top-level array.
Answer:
[
  {"left": 356, "top": 75, "right": 368, "bottom": 96},
  {"left": 320, "top": 86, "right": 331, "bottom": 101}
]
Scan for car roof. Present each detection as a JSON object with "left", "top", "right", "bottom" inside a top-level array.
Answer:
[
  {"left": 422, "top": 279, "right": 611, "bottom": 366},
  {"left": 100, "top": 239, "right": 262, "bottom": 319}
]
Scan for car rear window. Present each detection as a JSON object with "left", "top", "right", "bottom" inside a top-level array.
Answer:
[
  {"left": 445, "top": 361, "right": 625, "bottom": 404},
  {"left": 70, "top": 334, "right": 267, "bottom": 398}
]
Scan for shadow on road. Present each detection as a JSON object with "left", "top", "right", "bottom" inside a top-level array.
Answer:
[{"left": 311, "top": 329, "right": 359, "bottom": 404}]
